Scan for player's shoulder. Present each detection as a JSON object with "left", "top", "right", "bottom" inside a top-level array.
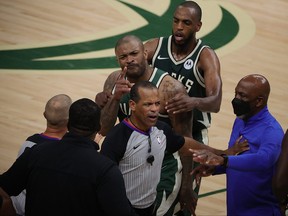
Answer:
[
  {"left": 200, "top": 45, "right": 218, "bottom": 58},
  {"left": 144, "top": 37, "right": 160, "bottom": 47},
  {"left": 104, "top": 70, "right": 122, "bottom": 90},
  {"left": 144, "top": 38, "right": 161, "bottom": 62},
  {"left": 107, "top": 70, "right": 121, "bottom": 80}
]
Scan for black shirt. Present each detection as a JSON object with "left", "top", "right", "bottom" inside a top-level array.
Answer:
[{"left": 0, "top": 132, "right": 136, "bottom": 216}]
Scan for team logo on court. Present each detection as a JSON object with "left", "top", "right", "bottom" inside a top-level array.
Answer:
[
  {"left": 0, "top": 0, "right": 255, "bottom": 70},
  {"left": 184, "top": 59, "right": 194, "bottom": 70}
]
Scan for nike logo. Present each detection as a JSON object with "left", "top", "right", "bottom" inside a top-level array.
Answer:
[
  {"left": 133, "top": 144, "right": 141, "bottom": 150},
  {"left": 157, "top": 55, "right": 169, "bottom": 60}
]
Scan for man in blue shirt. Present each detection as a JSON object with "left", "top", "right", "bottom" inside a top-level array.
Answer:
[{"left": 190, "top": 74, "right": 284, "bottom": 216}]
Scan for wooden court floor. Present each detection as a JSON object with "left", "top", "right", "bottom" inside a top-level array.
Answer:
[{"left": 0, "top": 0, "right": 287, "bottom": 215}]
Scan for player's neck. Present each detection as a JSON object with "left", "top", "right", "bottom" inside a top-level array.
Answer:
[
  {"left": 128, "top": 65, "right": 153, "bottom": 83},
  {"left": 172, "top": 38, "right": 198, "bottom": 60}
]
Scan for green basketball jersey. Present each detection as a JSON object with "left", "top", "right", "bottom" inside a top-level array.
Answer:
[{"left": 152, "top": 36, "right": 211, "bottom": 138}]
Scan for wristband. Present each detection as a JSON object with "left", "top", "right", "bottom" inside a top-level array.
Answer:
[{"left": 221, "top": 155, "right": 228, "bottom": 167}]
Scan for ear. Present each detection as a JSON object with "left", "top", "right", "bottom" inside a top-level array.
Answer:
[
  {"left": 143, "top": 49, "right": 148, "bottom": 60},
  {"left": 256, "top": 97, "right": 264, "bottom": 107},
  {"left": 129, "top": 99, "right": 136, "bottom": 111},
  {"left": 196, "top": 21, "right": 202, "bottom": 32}
]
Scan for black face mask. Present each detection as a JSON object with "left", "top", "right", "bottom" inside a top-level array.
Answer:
[{"left": 231, "top": 98, "right": 251, "bottom": 116}]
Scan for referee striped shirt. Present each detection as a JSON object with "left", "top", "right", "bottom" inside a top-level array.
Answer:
[{"left": 101, "top": 119, "right": 184, "bottom": 209}]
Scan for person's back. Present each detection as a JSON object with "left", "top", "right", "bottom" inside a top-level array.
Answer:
[
  {"left": 17, "top": 93, "right": 72, "bottom": 156},
  {"left": 10, "top": 94, "right": 72, "bottom": 215},
  {"left": 23, "top": 137, "right": 126, "bottom": 216},
  {"left": 0, "top": 98, "right": 136, "bottom": 216}
]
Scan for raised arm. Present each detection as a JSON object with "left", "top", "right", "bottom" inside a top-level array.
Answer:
[
  {"left": 159, "top": 75, "right": 196, "bottom": 214},
  {"left": 98, "top": 68, "right": 132, "bottom": 136},
  {"left": 181, "top": 135, "right": 249, "bottom": 158}
]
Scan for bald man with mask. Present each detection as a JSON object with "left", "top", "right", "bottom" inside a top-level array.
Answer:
[{"left": 190, "top": 74, "right": 284, "bottom": 216}]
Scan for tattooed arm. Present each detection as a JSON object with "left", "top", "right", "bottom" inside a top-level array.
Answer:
[{"left": 98, "top": 68, "right": 132, "bottom": 136}]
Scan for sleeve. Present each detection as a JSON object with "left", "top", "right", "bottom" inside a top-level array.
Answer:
[
  {"left": 158, "top": 121, "right": 185, "bottom": 153},
  {"left": 10, "top": 191, "right": 26, "bottom": 215},
  {"left": 228, "top": 126, "right": 284, "bottom": 171},
  {"left": 213, "top": 165, "right": 226, "bottom": 175},
  {"left": 96, "top": 164, "right": 137, "bottom": 216},
  {"left": 0, "top": 147, "right": 33, "bottom": 196},
  {"left": 17, "top": 140, "right": 36, "bottom": 157},
  {"left": 100, "top": 124, "right": 129, "bottom": 164}
]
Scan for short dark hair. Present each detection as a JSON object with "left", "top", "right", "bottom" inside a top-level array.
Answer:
[
  {"left": 68, "top": 98, "right": 101, "bottom": 136},
  {"left": 178, "top": 1, "right": 202, "bottom": 21},
  {"left": 115, "top": 35, "right": 143, "bottom": 53},
  {"left": 130, "top": 81, "right": 157, "bottom": 103}
]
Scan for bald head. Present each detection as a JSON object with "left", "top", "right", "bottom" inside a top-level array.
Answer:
[
  {"left": 233, "top": 74, "right": 270, "bottom": 120},
  {"left": 115, "top": 35, "right": 144, "bottom": 53},
  {"left": 44, "top": 94, "right": 72, "bottom": 128},
  {"left": 238, "top": 74, "right": 270, "bottom": 104}
]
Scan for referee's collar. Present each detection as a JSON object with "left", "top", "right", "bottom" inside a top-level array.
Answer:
[{"left": 123, "top": 118, "right": 151, "bottom": 136}]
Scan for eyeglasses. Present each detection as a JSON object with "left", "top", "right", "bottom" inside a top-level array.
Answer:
[{"left": 147, "top": 135, "right": 154, "bottom": 166}]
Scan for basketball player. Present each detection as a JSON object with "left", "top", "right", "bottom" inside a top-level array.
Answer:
[{"left": 144, "top": 2, "right": 222, "bottom": 214}]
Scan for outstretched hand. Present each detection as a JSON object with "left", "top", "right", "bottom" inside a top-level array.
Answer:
[
  {"left": 165, "top": 93, "right": 194, "bottom": 114},
  {"left": 190, "top": 149, "right": 223, "bottom": 166},
  {"left": 224, "top": 136, "right": 249, "bottom": 155}
]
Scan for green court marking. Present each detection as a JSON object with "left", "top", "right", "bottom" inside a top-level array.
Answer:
[
  {"left": 199, "top": 188, "right": 226, "bottom": 198},
  {"left": 0, "top": 0, "right": 239, "bottom": 70}
]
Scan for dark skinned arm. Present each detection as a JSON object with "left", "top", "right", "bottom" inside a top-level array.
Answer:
[
  {"left": 160, "top": 76, "right": 196, "bottom": 215},
  {"left": 98, "top": 68, "right": 132, "bottom": 136},
  {"left": 165, "top": 47, "right": 222, "bottom": 114}
]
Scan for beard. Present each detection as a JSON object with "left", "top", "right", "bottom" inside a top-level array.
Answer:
[{"left": 126, "top": 63, "right": 146, "bottom": 80}]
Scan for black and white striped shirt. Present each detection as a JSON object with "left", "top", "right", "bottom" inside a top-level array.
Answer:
[{"left": 101, "top": 119, "right": 184, "bottom": 209}]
